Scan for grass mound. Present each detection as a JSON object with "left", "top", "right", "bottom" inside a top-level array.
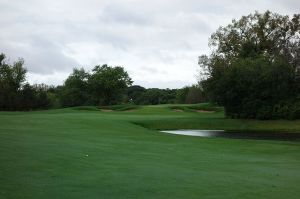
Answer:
[
  {"left": 169, "top": 103, "right": 223, "bottom": 112},
  {"left": 71, "top": 106, "right": 100, "bottom": 111},
  {"left": 100, "top": 104, "right": 140, "bottom": 111}
]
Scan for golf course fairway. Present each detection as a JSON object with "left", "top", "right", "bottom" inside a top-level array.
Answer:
[{"left": 0, "top": 104, "right": 299, "bottom": 198}]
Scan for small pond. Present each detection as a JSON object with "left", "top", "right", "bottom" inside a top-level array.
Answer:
[{"left": 160, "top": 130, "right": 300, "bottom": 141}]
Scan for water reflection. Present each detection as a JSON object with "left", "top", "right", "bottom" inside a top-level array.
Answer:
[{"left": 161, "top": 130, "right": 300, "bottom": 141}]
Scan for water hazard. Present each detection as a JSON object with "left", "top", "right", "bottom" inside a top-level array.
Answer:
[{"left": 161, "top": 130, "right": 300, "bottom": 141}]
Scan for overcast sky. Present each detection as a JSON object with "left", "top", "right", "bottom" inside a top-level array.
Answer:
[{"left": 0, "top": 0, "right": 299, "bottom": 88}]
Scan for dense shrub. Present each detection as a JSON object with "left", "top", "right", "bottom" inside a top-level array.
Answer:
[{"left": 213, "top": 57, "right": 300, "bottom": 120}]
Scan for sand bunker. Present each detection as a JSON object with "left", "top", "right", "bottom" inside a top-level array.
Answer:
[
  {"left": 196, "top": 110, "right": 215, "bottom": 113},
  {"left": 100, "top": 109, "right": 113, "bottom": 112},
  {"left": 172, "top": 109, "right": 184, "bottom": 112}
]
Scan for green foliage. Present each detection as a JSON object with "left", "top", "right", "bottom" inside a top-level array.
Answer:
[
  {"left": 185, "top": 85, "right": 205, "bottom": 104},
  {"left": 199, "top": 11, "right": 300, "bottom": 120},
  {"left": 59, "top": 65, "right": 132, "bottom": 106},
  {"left": 127, "top": 86, "right": 179, "bottom": 105},
  {"left": 1, "top": 52, "right": 196, "bottom": 110},
  {"left": 0, "top": 53, "right": 52, "bottom": 111},
  {"left": 127, "top": 85, "right": 206, "bottom": 106},
  {"left": 175, "top": 85, "right": 205, "bottom": 104},
  {"left": 208, "top": 11, "right": 300, "bottom": 68},
  {"left": 0, "top": 53, "right": 26, "bottom": 110},
  {"left": 272, "top": 100, "right": 300, "bottom": 120},
  {"left": 176, "top": 87, "right": 189, "bottom": 103},
  {"left": 205, "top": 57, "right": 298, "bottom": 119},
  {"left": 88, "top": 65, "right": 133, "bottom": 105},
  {"left": 127, "top": 85, "right": 146, "bottom": 104},
  {"left": 60, "top": 68, "right": 90, "bottom": 107}
]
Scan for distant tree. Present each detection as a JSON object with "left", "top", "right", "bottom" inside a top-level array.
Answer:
[
  {"left": 176, "top": 86, "right": 205, "bottom": 104},
  {"left": 199, "top": 11, "right": 300, "bottom": 119},
  {"left": 33, "top": 84, "right": 51, "bottom": 109},
  {"left": 88, "top": 65, "right": 132, "bottom": 105},
  {"left": 17, "top": 84, "right": 50, "bottom": 110},
  {"left": 0, "top": 53, "right": 137, "bottom": 110},
  {"left": 185, "top": 85, "right": 204, "bottom": 104},
  {"left": 135, "top": 88, "right": 178, "bottom": 105},
  {"left": 127, "top": 85, "right": 146, "bottom": 104},
  {"left": 139, "top": 88, "right": 163, "bottom": 105},
  {"left": 127, "top": 86, "right": 179, "bottom": 105},
  {"left": 60, "top": 68, "right": 90, "bottom": 107},
  {"left": 18, "top": 83, "right": 36, "bottom": 110},
  {"left": 176, "top": 87, "right": 189, "bottom": 103},
  {"left": 46, "top": 85, "right": 61, "bottom": 108},
  {"left": 163, "top": 89, "right": 178, "bottom": 104}
]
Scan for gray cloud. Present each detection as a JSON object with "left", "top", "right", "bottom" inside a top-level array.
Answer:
[
  {"left": 99, "top": 4, "right": 151, "bottom": 25},
  {"left": 0, "top": 36, "right": 78, "bottom": 74},
  {"left": 0, "top": 0, "right": 299, "bottom": 88}
]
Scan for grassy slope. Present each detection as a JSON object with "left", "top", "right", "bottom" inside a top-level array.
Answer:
[{"left": 0, "top": 104, "right": 299, "bottom": 199}]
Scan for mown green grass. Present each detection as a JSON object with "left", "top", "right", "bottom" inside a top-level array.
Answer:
[{"left": 0, "top": 104, "right": 299, "bottom": 199}]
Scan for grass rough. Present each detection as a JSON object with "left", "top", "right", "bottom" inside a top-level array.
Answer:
[{"left": 0, "top": 104, "right": 299, "bottom": 199}]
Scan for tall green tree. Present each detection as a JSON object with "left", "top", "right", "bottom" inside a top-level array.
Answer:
[
  {"left": 0, "top": 53, "right": 27, "bottom": 110},
  {"left": 207, "top": 11, "right": 300, "bottom": 68},
  {"left": 88, "top": 65, "right": 132, "bottom": 105},
  {"left": 176, "top": 86, "right": 204, "bottom": 104},
  {"left": 199, "top": 11, "right": 300, "bottom": 119},
  {"left": 127, "top": 85, "right": 146, "bottom": 104},
  {"left": 60, "top": 68, "right": 90, "bottom": 107},
  {"left": 185, "top": 85, "right": 204, "bottom": 104}
]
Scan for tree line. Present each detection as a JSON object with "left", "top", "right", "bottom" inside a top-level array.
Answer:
[
  {"left": 2, "top": 11, "right": 299, "bottom": 120},
  {"left": 0, "top": 53, "right": 204, "bottom": 111}
]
